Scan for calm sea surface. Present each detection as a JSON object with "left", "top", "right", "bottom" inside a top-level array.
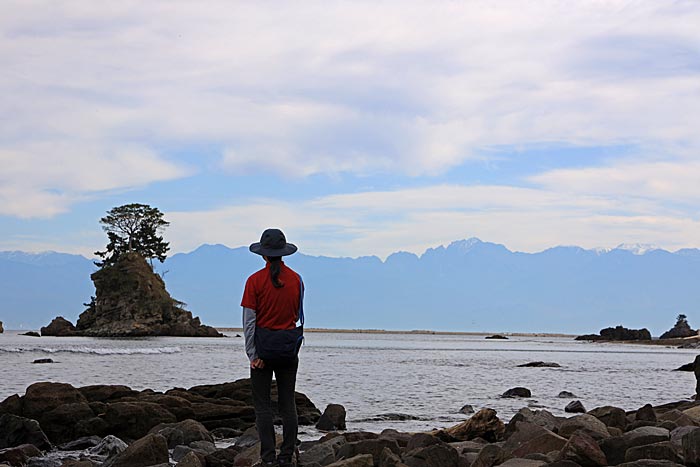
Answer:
[{"left": 2, "top": 331, "right": 698, "bottom": 434}]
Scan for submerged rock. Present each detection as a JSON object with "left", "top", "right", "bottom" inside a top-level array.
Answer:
[
  {"left": 557, "top": 391, "right": 577, "bottom": 398},
  {"left": 564, "top": 401, "right": 586, "bottom": 414},
  {"left": 31, "top": 359, "right": 54, "bottom": 364},
  {"left": 316, "top": 404, "right": 347, "bottom": 431},
  {"left": 502, "top": 388, "right": 532, "bottom": 398},
  {"left": 517, "top": 362, "right": 561, "bottom": 368}
]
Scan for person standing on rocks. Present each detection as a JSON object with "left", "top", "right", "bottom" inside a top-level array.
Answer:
[{"left": 242, "top": 228, "right": 305, "bottom": 467}]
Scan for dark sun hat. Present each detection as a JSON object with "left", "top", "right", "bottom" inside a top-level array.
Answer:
[{"left": 249, "top": 228, "right": 298, "bottom": 257}]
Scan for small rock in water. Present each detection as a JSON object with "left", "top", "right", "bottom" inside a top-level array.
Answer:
[
  {"left": 517, "top": 361, "right": 561, "bottom": 368},
  {"left": 21, "top": 331, "right": 41, "bottom": 337},
  {"left": 316, "top": 404, "right": 347, "bottom": 431},
  {"left": 558, "top": 391, "right": 577, "bottom": 398},
  {"left": 565, "top": 400, "right": 586, "bottom": 413},
  {"left": 459, "top": 404, "right": 475, "bottom": 414},
  {"left": 32, "top": 358, "right": 54, "bottom": 364},
  {"left": 502, "top": 387, "right": 532, "bottom": 398},
  {"left": 485, "top": 335, "right": 508, "bottom": 339}
]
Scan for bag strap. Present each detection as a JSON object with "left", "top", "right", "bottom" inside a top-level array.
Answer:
[{"left": 297, "top": 273, "right": 305, "bottom": 327}]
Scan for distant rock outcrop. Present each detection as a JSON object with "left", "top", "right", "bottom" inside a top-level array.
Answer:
[
  {"left": 44, "top": 253, "right": 222, "bottom": 338},
  {"left": 40, "top": 316, "right": 77, "bottom": 336},
  {"left": 0, "top": 321, "right": 3, "bottom": 333},
  {"left": 660, "top": 315, "right": 697, "bottom": 339},
  {"left": 575, "top": 325, "right": 651, "bottom": 341}
]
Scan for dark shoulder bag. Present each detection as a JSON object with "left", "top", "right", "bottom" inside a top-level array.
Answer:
[{"left": 254, "top": 274, "right": 304, "bottom": 360}]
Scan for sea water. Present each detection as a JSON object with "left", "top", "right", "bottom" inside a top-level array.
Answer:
[{"left": 1, "top": 331, "right": 697, "bottom": 433}]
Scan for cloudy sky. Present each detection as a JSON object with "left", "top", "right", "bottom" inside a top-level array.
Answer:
[{"left": 2, "top": 1, "right": 700, "bottom": 259}]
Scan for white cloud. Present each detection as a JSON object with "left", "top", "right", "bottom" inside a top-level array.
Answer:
[{"left": 2, "top": 0, "right": 700, "bottom": 210}]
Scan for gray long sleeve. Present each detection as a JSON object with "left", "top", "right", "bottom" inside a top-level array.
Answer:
[{"left": 242, "top": 307, "right": 258, "bottom": 362}]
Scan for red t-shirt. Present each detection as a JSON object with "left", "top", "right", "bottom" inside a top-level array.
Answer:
[{"left": 241, "top": 261, "right": 302, "bottom": 330}]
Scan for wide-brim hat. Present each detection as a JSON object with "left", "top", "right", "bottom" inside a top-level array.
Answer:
[{"left": 249, "top": 228, "right": 298, "bottom": 257}]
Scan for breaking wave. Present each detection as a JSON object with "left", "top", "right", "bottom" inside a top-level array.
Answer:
[{"left": 0, "top": 346, "right": 182, "bottom": 355}]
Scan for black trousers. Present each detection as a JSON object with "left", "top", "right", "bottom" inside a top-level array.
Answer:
[{"left": 250, "top": 357, "right": 299, "bottom": 463}]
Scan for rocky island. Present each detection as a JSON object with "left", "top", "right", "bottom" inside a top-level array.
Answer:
[{"left": 42, "top": 252, "right": 222, "bottom": 337}]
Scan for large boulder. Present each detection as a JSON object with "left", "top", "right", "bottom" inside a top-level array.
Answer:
[
  {"left": 556, "top": 430, "right": 607, "bottom": 467},
  {"left": 503, "top": 422, "right": 566, "bottom": 457},
  {"left": 103, "top": 433, "right": 169, "bottom": 467},
  {"left": 558, "top": 414, "right": 611, "bottom": 440},
  {"left": 588, "top": 406, "right": 628, "bottom": 431},
  {"left": 660, "top": 316, "right": 697, "bottom": 339},
  {"left": 40, "top": 317, "right": 77, "bottom": 336},
  {"left": 442, "top": 408, "right": 505, "bottom": 442},
  {"left": 600, "top": 426, "right": 670, "bottom": 465},
  {"left": 683, "top": 427, "right": 700, "bottom": 467},
  {"left": 148, "top": 419, "right": 213, "bottom": 449},
  {"left": 327, "top": 454, "right": 374, "bottom": 467},
  {"left": 336, "top": 439, "right": 401, "bottom": 466},
  {"left": 0, "top": 414, "right": 51, "bottom": 451},
  {"left": 402, "top": 444, "right": 460, "bottom": 467},
  {"left": 299, "top": 436, "right": 346, "bottom": 466},
  {"left": 505, "top": 408, "right": 563, "bottom": 437},
  {"left": 23, "top": 383, "right": 88, "bottom": 421},
  {"left": 472, "top": 444, "right": 511, "bottom": 467},
  {"left": 317, "top": 404, "right": 347, "bottom": 431},
  {"left": 72, "top": 252, "right": 222, "bottom": 337},
  {"left": 502, "top": 388, "right": 532, "bottom": 398},
  {"left": 0, "top": 444, "right": 42, "bottom": 466},
  {"left": 625, "top": 441, "right": 683, "bottom": 464},
  {"left": 104, "top": 402, "right": 177, "bottom": 440}
]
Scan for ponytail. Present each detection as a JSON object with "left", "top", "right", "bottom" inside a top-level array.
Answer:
[{"left": 268, "top": 256, "right": 284, "bottom": 288}]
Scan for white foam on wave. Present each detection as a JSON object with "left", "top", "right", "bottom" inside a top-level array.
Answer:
[{"left": 0, "top": 346, "right": 182, "bottom": 355}]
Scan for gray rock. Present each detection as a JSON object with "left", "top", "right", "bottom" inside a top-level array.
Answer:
[
  {"left": 177, "top": 451, "right": 204, "bottom": 467},
  {"left": 617, "top": 460, "right": 685, "bottom": 467},
  {"left": 379, "top": 447, "right": 405, "bottom": 467},
  {"left": 587, "top": 406, "right": 627, "bottom": 430},
  {"left": 458, "top": 405, "right": 474, "bottom": 414},
  {"left": 498, "top": 458, "right": 546, "bottom": 467},
  {"left": 299, "top": 436, "right": 346, "bottom": 466},
  {"left": 58, "top": 436, "right": 102, "bottom": 451},
  {"left": 401, "top": 443, "right": 460, "bottom": 467},
  {"left": 558, "top": 391, "right": 577, "bottom": 399},
  {"left": 558, "top": 414, "right": 610, "bottom": 440},
  {"left": 505, "top": 408, "right": 562, "bottom": 437},
  {"left": 565, "top": 401, "right": 586, "bottom": 414},
  {"left": 556, "top": 430, "right": 607, "bottom": 467},
  {"left": 471, "top": 443, "right": 511, "bottom": 467},
  {"left": 148, "top": 419, "right": 213, "bottom": 449},
  {"left": 683, "top": 426, "right": 700, "bottom": 467},
  {"left": 503, "top": 422, "right": 566, "bottom": 458},
  {"left": 600, "top": 426, "right": 670, "bottom": 465},
  {"left": 670, "top": 425, "right": 699, "bottom": 447},
  {"left": 336, "top": 439, "right": 400, "bottom": 466},
  {"left": 0, "top": 414, "right": 52, "bottom": 451},
  {"left": 635, "top": 404, "right": 657, "bottom": 422},
  {"left": 625, "top": 441, "right": 683, "bottom": 464},
  {"left": 502, "top": 388, "right": 532, "bottom": 398},
  {"left": 88, "top": 435, "right": 128, "bottom": 459},
  {"left": 103, "top": 433, "right": 168, "bottom": 467},
  {"left": 317, "top": 404, "right": 347, "bottom": 431}
]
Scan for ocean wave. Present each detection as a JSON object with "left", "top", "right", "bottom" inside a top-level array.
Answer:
[{"left": 0, "top": 346, "right": 182, "bottom": 355}]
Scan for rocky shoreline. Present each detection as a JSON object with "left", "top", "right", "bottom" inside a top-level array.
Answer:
[{"left": 2, "top": 381, "right": 700, "bottom": 467}]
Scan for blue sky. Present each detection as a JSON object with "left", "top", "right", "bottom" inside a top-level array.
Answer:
[{"left": 1, "top": 1, "right": 700, "bottom": 259}]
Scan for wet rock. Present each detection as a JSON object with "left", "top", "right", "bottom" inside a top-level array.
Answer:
[
  {"left": 471, "top": 444, "right": 511, "bottom": 467},
  {"left": 87, "top": 435, "right": 128, "bottom": 458},
  {"left": 485, "top": 335, "right": 508, "bottom": 339},
  {"left": 556, "top": 430, "right": 606, "bottom": 466},
  {"left": 558, "top": 414, "right": 610, "bottom": 440},
  {"left": 502, "top": 388, "right": 532, "bottom": 398},
  {"left": 635, "top": 404, "right": 657, "bottom": 422},
  {"left": 0, "top": 394, "right": 23, "bottom": 416},
  {"left": 327, "top": 454, "right": 374, "bottom": 467},
  {"left": 379, "top": 430, "right": 411, "bottom": 448},
  {"left": 204, "top": 446, "right": 241, "bottom": 467},
  {"left": 57, "top": 436, "right": 102, "bottom": 451},
  {"left": 23, "top": 383, "right": 87, "bottom": 422},
  {"left": 442, "top": 408, "right": 505, "bottom": 442},
  {"left": 587, "top": 405, "right": 627, "bottom": 430},
  {"left": 565, "top": 401, "right": 586, "bottom": 414},
  {"left": 558, "top": 391, "right": 577, "bottom": 399},
  {"left": 402, "top": 444, "right": 460, "bottom": 467},
  {"left": 0, "top": 414, "right": 52, "bottom": 450},
  {"left": 625, "top": 441, "right": 683, "bottom": 464},
  {"left": 683, "top": 426, "right": 700, "bottom": 466},
  {"left": 600, "top": 426, "right": 670, "bottom": 465},
  {"left": 40, "top": 402, "right": 96, "bottom": 443},
  {"left": 40, "top": 317, "right": 77, "bottom": 337},
  {"left": 406, "top": 434, "right": 444, "bottom": 451},
  {"left": 148, "top": 419, "right": 213, "bottom": 449},
  {"left": 316, "top": 404, "right": 347, "bottom": 431},
  {"left": 103, "top": 433, "right": 168, "bottom": 467},
  {"left": 503, "top": 422, "right": 566, "bottom": 457},
  {"left": 336, "top": 439, "right": 400, "bottom": 466},
  {"left": 31, "top": 359, "right": 54, "bottom": 364},
  {"left": 517, "top": 362, "right": 561, "bottom": 368},
  {"left": 21, "top": 332, "right": 41, "bottom": 337},
  {"left": 458, "top": 404, "right": 474, "bottom": 415},
  {"left": 210, "top": 427, "right": 241, "bottom": 439},
  {"left": 78, "top": 386, "right": 138, "bottom": 403}
]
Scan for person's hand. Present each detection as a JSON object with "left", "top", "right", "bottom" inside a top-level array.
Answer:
[{"left": 250, "top": 358, "right": 265, "bottom": 369}]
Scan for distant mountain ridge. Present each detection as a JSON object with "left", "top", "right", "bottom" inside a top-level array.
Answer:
[{"left": 1, "top": 238, "right": 699, "bottom": 334}]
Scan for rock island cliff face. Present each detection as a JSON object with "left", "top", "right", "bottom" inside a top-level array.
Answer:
[{"left": 43, "top": 253, "right": 222, "bottom": 337}]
